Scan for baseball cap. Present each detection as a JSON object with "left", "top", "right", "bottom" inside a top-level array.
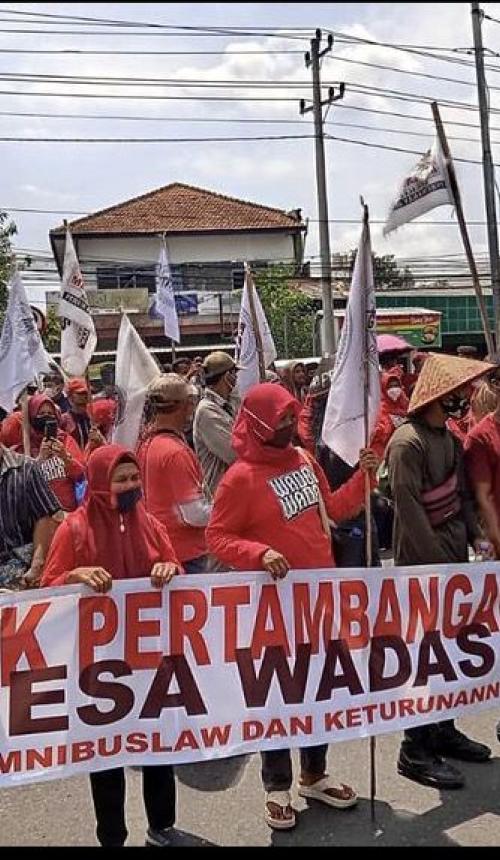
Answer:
[
  {"left": 147, "top": 373, "right": 195, "bottom": 405},
  {"left": 203, "top": 351, "right": 238, "bottom": 382},
  {"left": 66, "top": 378, "right": 89, "bottom": 397}
]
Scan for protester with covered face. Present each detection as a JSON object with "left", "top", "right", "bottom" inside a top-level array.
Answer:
[
  {"left": 44, "top": 370, "right": 70, "bottom": 414},
  {"left": 387, "top": 353, "right": 494, "bottom": 790},
  {"left": 372, "top": 368, "right": 410, "bottom": 449},
  {"left": 41, "top": 444, "right": 181, "bottom": 847},
  {"left": 60, "top": 378, "right": 92, "bottom": 450},
  {"left": 206, "top": 382, "right": 379, "bottom": 831},
  {"left": 193, "top": 351, "right": 239, "bottom": 500},
  {"left": 137, "top": 374, "right": 211, "bottom": 574},
  {"left": 85, "top": 398, "right": 117, "bottom": 458}
]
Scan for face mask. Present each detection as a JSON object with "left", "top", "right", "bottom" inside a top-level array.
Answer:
[
  {"left": 116, "top": 486, "right": 142, "bottom": 513},
  {"left": 441, "top": 395, "right": 470, "bottom": 420},
  {"left": 267, "top": 424, "right": 295, "bottom": 449},
  {"left": 387, "top": 387, "right": 403, "bottom": 403}
]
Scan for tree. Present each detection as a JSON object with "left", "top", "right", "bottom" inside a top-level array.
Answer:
[
  {"left": 332, "top": 250, "right": 415, "bottom": 291},
  {"left": 253, "top": 264, "right": 317, "bottom": 359},
  {"left": 0, "top": 210, "right": 17, "bottom": 320},
  {"left": 42, "top": 305, "right": 61, "bottom": 353}
]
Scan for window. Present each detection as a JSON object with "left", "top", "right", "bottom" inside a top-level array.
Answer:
[{"left": 96, "top": 265, "right": 157, "bottom": 293}]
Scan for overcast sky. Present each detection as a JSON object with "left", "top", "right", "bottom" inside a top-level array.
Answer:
[{"left": 2, "top": 2, "right": 500, "bottom": 286}]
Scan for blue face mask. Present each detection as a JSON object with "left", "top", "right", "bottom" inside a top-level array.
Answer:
[{"left": 116, "top": 486, "right": 142, "bottom": 513}]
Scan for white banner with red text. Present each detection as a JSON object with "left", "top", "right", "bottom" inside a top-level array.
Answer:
[{"left": 1, "top": 564, "right": 500, "bottom": 787}]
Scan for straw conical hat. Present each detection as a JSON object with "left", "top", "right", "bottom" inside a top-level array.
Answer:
[{"left": 408, "top": 353, "right": 494, "bottom": 415}]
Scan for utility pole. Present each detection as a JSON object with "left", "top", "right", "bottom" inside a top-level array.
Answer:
[
  {"left": 472, "top": 1, "right": 500, "bottom": 349},
  {"left": 300, "top": 29, "right": 344, "bottom": 357}
]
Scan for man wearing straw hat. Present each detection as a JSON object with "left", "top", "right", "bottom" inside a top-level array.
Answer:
[{"left": 387, "top": 352, "right": 494, "bottom": 789}]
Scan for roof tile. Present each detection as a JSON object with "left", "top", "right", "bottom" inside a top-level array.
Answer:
[{"left": 50, "top": 182, "right": 303, "bottom": 236}]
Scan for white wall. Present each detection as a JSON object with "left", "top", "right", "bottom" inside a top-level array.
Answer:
[{"left": 76, "top": 231, "right": 296, "bottom": 267}]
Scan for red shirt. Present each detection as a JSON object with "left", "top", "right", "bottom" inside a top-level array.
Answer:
[
  {"left": 464, "top": 414, "right": 500, "bottom": 508},
  {"left": 206, "top": 447, "right": 371, "bottom": 571},
  {"left": 138, "top": 432, "right": 207, "bottom": 563}
]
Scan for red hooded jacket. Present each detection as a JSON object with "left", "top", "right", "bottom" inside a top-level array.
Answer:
[
  {"left": 370, "top": 370, "right": 409, "bottom": 455},
  {"left": 41, "top": 444, "right": 180, "bottom": 587},
  {"left": 206, "top": 383, "right": 374, "bottom": 571}
]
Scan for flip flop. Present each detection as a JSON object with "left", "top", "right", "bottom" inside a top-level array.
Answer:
[
  {"left": 264, "top": 791, "right": 297, "bottom": 830},
  {"left": 298, "top": 777, "right": 358, "bottom": 809}
]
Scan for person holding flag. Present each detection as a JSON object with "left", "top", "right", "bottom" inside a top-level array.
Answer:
[{"left": 206, "top": 382, "right": 379, "bottom": 830}]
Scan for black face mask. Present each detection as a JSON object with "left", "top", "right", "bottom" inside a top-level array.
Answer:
[
  {"left": 116, "top": 486, "right": 142, "bottom": 513},
  {"left": 266, "top": 425, "right": 295, "bottom": 449},
  {"left": 441, "top": 395, "right": 470, "bottom": 420}
]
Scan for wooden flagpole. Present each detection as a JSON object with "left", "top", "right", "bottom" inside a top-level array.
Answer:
[
  {"left": 20, "top": 390, "right": 31, "bottom": 456},
  {"left": 360, "top": 198, "right": 379, "bottom": 830},
  {"left": 432, "top": 101, "right": 495, "bottom": 355},
  {"left": 245, "top": 263, "right": 266, "bottom": 382}
]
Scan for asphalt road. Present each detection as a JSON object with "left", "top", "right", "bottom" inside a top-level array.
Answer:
[{"left": 2, "top": 710, "right": 500, "bottom": 847}]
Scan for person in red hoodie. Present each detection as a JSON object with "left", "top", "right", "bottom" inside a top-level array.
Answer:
[
  {"left": 2, "top": 393, "right": 85, "bottom": 512},
  {"left": 372, "top": 369, "right": 409, "bottom": 452},
  {"left": 42, "top": 444, "right": 182, "bottom": 848},
  {"left": 206, "top": 383, "right": 378, "bottom": 831}
]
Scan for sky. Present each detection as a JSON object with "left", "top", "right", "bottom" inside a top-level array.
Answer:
[{"left": 2, "top": 1, "right": 500, "bottom": 297}]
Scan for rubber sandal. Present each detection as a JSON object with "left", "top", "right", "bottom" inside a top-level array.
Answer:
[
  {"left": 264, "top": 791, "right": 296, "bottom": 830},
  {"left": 298, "top": 776, "right": 358, "bottom": 809}
]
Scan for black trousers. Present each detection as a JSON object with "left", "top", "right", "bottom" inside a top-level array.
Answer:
[
  {"left": 403, "top": 720, "right": 455, "bottom": 751},
  {"left": 89, "top": 765, "right": 176, "bottom": 847},
  {"left": 261, "top": 744, "right": 328, "bottom": 792}
]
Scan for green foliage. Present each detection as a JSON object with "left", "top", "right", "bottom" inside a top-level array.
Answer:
[
  {"left": 42, "top": 305, "right": 62, "bottom": 353},
  {"left": 0, "top": 210, "right": 17, "bottom": 320},
  {"left": 253, "top": 264, "right": 317, "bottom": 359},
  {"left": 336, "top": 250, "right": 415, "bottom": 291}
]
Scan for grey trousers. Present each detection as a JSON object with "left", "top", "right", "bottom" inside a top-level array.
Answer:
[{"left": 261, "top": 744, "right": 328, "bottom": 792}]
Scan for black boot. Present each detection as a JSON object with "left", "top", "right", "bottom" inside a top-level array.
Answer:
[
  {"left": 435, "top": 722, "right": 491, "bottom": 763},
  {"left": 398, "top": 740, "right": 464, "bottom": 789}
]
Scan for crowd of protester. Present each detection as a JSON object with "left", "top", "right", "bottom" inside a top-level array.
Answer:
[{"left": 1, "top": 341, "right": 500, "bottom": 844}]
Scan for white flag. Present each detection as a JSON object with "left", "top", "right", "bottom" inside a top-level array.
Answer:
[
  {"left": 383, "top": 137, "right": 453, "bottom": 235},
  {"left": 236, "top": 264, "right": 277, "bottom": 395},
  {"left": 155, "top": 239, "right": 180, "bottom": 343},
  {"left": 0, "top": 271, "right": 51, "bottom": 412},
  {"left": 112, "top": 314, "right": 160, "bottom": 450},
  {"left": 322, "top": 216, "right": 380, "bottom": 467},
  {"left": 58, "top": 229, "right": 97, "bottom": 377}
]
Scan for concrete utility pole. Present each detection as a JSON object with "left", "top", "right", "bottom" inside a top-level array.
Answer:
[
  {"left": 471, "top": 1, "right": 500, "bottom": 348},
  {"left": 300, "top": 29, "right": 344, "bottom": 357}
]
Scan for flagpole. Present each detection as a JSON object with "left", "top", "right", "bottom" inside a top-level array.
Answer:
[
  {"left": 360, "top": 198, "right": 378, "bottom": 830},
  {"left": 21, "top": 390, "right": 31, "bottom": 456},
  {"left": 245, "top": 263, "right": 266, "bottom": 382},
  {"left": 432, "top": 101, "right": 495, "bottom": 355}
]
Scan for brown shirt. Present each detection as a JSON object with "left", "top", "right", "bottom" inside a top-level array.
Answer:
[{"left": 387, "top": 418, "right": 479, "bottom": 566}]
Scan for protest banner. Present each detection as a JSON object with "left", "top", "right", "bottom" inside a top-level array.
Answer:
[{"left": 1, "top": 564, "right": 499, "bottom": 787}]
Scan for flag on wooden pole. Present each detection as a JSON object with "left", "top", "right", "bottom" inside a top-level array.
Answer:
[
  {"left": 322, "top": 212, "right": 380, "bottom": 466},
  {"left": 236, "top": 263, "right": 276, "bottom": 395},
  {"left": 112, "top": 314, "right": 160, "bottom": 450},
  {"left": 383, "top": 137, "right": 453, "bottom": 235},
  {"left": 58, "top": 227, "right": 97, "bottom": 377},
  {"left": 0, "top": 270, "right": 51, "bottom": 413}
]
